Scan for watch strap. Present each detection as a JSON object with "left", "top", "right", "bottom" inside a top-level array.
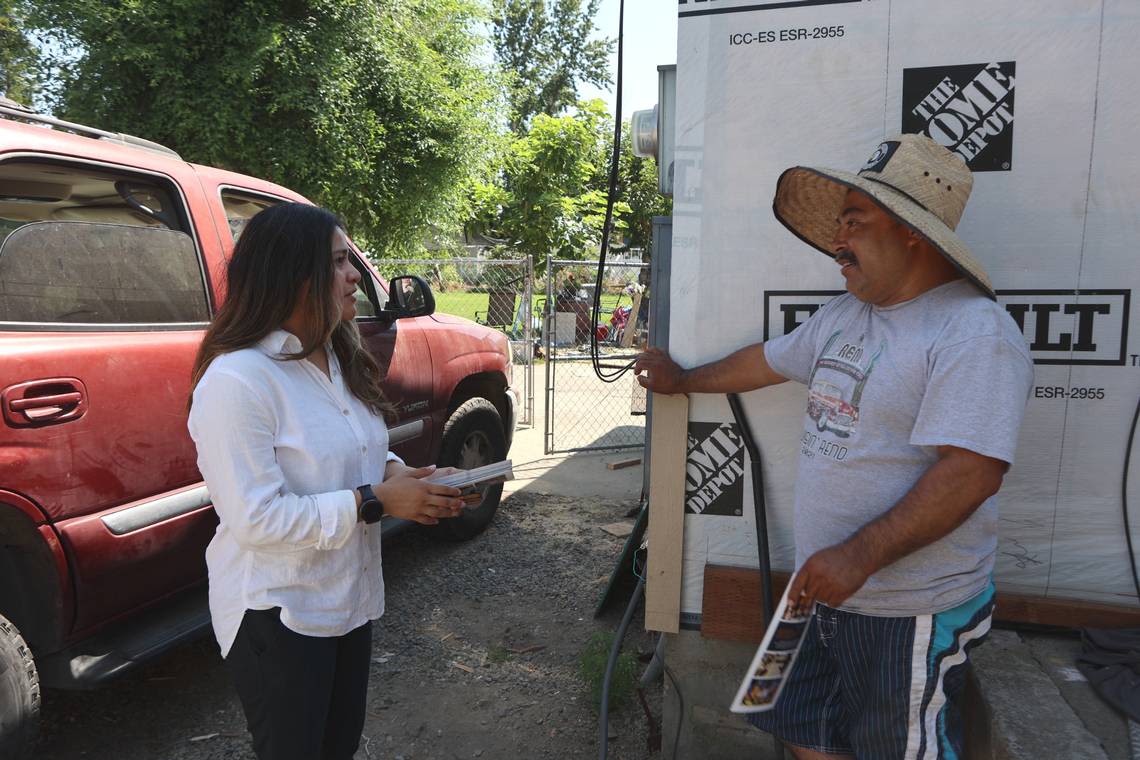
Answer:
[{"left": 355, "top": 484, "right": 382, "bottom": 522}]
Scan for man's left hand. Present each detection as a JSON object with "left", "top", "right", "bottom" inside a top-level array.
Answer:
[{"left": 786, "top": 542, "right": 873, "bottom": 611}]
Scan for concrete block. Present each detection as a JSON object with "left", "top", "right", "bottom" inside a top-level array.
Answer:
[
  {"left": 1021, "top": 633, "right": 1128, "bottom": 760},
  {"left": 663, "top": 630, "right": 784, "bottom": 760},
  {"left": 971, "top": 630, "right": 1109, "bottom": 760},
  {"left": 663, "top": 626, "right": 1118, "bottom": 759}
]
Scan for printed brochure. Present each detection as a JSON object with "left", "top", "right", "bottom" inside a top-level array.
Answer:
[
  {"left": 425, "top": 460, "right": 513, "bottom": 494},
  {"left": 729, "top": 575, "right": 814, "bottom": 713}
]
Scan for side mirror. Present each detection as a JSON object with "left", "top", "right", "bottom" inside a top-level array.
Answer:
[{"left": 384, "top": 275, "right": 435, "bottom": 319}]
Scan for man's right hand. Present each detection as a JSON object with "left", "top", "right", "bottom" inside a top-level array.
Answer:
[
  {"left": 634, "top": 347, "right": 687, "bottom": 394},
  {"left": 633, "top": 343, "right": 785, "bottom": 396}
]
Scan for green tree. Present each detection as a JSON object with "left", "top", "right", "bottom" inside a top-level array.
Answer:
[
  {"left": 492, "top": 0, "right": 613, "bottom": 134},
  {"left": 471, "top": 100, "right": 671, "bottom": 267},
  {"left": 0, "top": 1, "right": 40, "bottom": 105},
  {"left": 27, "top": 0, "right": 504, "bottom": 254},
  {"left": 473, "top": 99, "right": 629, "bottom": 268}
]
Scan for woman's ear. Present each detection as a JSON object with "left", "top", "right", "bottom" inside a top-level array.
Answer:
[
  {"left": 294, "top": 281, "right": 311, "bottom": 313},
  {"left": 281, "top": 280, "right": 311, "bottom": 334}
]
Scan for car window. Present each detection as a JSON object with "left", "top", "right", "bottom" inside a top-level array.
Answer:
[
  {"left": 221, "top": 188, "right": 383, "bottom": 317},
  {"left": 0, "top": 160, "right": 206, "bottom": 328},
  {"left": 0, "top": 160, "right": 184, "bottom": 244},
  {"left": 220, "top": 189, "right": 278, "bottom": 241},
  {"left": 0, "top": 221, "right": 209, "bottom": 325}
]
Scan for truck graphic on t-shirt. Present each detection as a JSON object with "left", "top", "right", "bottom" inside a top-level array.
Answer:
[{"left": 805, "top": 332, "right": 885, "bottom": 438}]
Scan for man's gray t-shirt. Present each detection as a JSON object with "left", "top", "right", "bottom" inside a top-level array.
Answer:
[{"left": 763, "top": 279, "right": 1033, "bottom": 616}]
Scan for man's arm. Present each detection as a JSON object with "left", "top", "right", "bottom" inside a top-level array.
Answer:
[
  {"left": 787, "top": 445, "right": 1007, "bottom": 610},
  {"left": 633, "top": 344, "right": 787, "bottom": 395}
]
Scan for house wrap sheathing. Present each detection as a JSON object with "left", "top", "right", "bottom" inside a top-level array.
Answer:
[{"left": 667, "top": 0, "right": 1140, "bottom": 624}]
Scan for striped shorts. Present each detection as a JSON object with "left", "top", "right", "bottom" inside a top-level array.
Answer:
[{"left": 749, "top": 583, "right": 994, "bottom": 759}]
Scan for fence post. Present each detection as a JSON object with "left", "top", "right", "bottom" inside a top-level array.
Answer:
[
  {"left": 544, "top": 252, "right": 554, "bottom": 455},
  {"left": 524, "top": 254, "right": 534, "bottom": 428}
]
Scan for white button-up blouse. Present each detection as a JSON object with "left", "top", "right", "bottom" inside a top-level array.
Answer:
[{"left": 188, "top": 329, "right": 401, "bottom": 657}]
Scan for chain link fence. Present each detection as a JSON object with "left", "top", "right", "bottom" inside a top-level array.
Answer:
[
  {"left": 372, "top": 257, "right": 536, "bottom": 427},
  {"left": 371, "top": 254, "right": 650, "bottom": 454},
  {"left": 542, "top": 255, "right": 648, "bottom": 453}
]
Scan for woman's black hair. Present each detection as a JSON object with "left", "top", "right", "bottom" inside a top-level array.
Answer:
[
  {"left": 191, "top": 202, "right": 391, "bottom": 416},
  {"left": 224, "top": 203, "right": 343, "bottom": 342}
]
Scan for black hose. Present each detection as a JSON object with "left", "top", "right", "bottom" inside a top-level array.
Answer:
[
  {"left": 598, "top": 574, "right": 645, "bottom": 760},
  {"left": 727, "top": 393, "right": 776, "bottom": 620},
  {"left": 589, "top": 0, "right": 633, "bottom": 384},
  {"left": 1122, "top": 396, "right": 1140, "bottom": 601}
]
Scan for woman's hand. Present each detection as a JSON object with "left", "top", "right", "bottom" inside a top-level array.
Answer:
[
  {"left": 374, "top": 465, "right": 463, "bottom": 525},
  {"left": 430, "top": 467, "right": 485, "bottom": 509}
]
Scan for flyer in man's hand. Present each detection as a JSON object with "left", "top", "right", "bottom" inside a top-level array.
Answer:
[
  {"left": 426, "top": 460, "right": 513, "bottom": 493},
  {"left": 729, "top": 575, "right": 814, "bottom": 714}
]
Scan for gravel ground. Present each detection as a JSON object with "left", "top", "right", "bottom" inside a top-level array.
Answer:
[{"left": 34, "top": 490, "right": 662, "bottom": 760}]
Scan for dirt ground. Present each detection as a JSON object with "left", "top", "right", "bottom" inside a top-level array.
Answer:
[{"left": 33, "top": 489, "right": 663, "bottom": 760}]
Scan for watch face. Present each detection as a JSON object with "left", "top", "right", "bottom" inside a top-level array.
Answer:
[{"left": 361, "top": 498, "right": 383, "bottom": 524}]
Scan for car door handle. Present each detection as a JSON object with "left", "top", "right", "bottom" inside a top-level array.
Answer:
[{"left": 2, "top": 378, "right": 88, "bottom": 427}]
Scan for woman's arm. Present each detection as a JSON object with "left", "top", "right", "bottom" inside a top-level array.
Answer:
[{"left": 188, "top": 370, "right": 358, "bottom": 552}]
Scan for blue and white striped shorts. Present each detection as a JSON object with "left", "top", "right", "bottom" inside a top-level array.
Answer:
[{"left": 749, "top": 583, "right": 994, "bottom": 759}]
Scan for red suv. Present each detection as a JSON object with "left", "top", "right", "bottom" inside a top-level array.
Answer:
[{"left": 0, "top": 101, "right": 517, "bottom": 758}]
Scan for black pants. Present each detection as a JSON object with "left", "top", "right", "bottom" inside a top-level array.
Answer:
[{"left": 225, "top": 608, "right": 373, "bottom": 760}]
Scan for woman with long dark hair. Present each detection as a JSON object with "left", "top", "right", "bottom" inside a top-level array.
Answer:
[{"left": 188, "top": 202, "right": 467, "bottom": 759}]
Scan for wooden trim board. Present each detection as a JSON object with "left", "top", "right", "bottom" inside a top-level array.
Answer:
[
  {"left": 645, "top": 392, "right": 689, "bottom": 633},
  {"left": 619, "top": 291, "right": 643, "bottom": 348},
  {"left": 701, "top": 565, "right": 1140, "bottom": 642}
]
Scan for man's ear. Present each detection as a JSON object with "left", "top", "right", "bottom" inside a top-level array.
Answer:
[{"left": 904, "top": 227, "right": 928, "bottom": 251}]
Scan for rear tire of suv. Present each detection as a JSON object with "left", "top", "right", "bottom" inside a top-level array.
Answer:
[
  {"left": 431, "top": 397, "right": 506, "bottom": 542},
  {"left": 0, "top": 612, "right": 39, "bottom": 760}
]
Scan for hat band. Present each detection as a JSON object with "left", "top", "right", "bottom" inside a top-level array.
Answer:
[{"left": 858, "top": 174, "right": 933, "bottom": 216}]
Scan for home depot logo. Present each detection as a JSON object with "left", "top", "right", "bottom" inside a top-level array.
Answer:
[
  {"left": 901, "top": 61, "right": 1016, "bottom": 172},
  {"left": 686, "top": 422, "right": 745, "bottom": 516},
  {"left": 763, "top": 290, "right": 1131, "bottom": 366}
]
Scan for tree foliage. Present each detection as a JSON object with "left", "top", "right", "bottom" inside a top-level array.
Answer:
[
  {"left": 472, "top": 99, "right": 674, "bottom": 267},
  {"left": 0, "top": 1, "right": 40, "bottom": 105},
  {"left": 26, "top": 0, "right": 504, "bottom": 254},
  {"left": 492, "top": 0, "right": 613, "bottom": 134}
]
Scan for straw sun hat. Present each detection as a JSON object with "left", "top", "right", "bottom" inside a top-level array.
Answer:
[{"left": 772, "top": 133, "right": 994, "bottom": 299}]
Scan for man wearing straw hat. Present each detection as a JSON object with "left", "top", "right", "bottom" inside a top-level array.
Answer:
[{"left": 635, "top": 134, "right": 1033, "bottom": 759}]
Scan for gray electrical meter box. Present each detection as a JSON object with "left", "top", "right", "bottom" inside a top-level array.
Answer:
[{"left": 630, "top": 65, "right": 676, "bottom": 197}]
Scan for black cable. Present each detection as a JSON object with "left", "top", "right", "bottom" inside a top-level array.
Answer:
[
  {"left": 1122, "top": 395, "right": 1140, "bottom": 601},
  {"left": 727, "top": 393, "right": 776, "bottom": 621},
  {"left": 598, "top": 574, "right": 644, "bottom": 760},
  {"left": 589, "top": 0, "right": 631, "bottom": 384},
  {"left": 728, "top": 393, "right": 786, "bottom": 760}
]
